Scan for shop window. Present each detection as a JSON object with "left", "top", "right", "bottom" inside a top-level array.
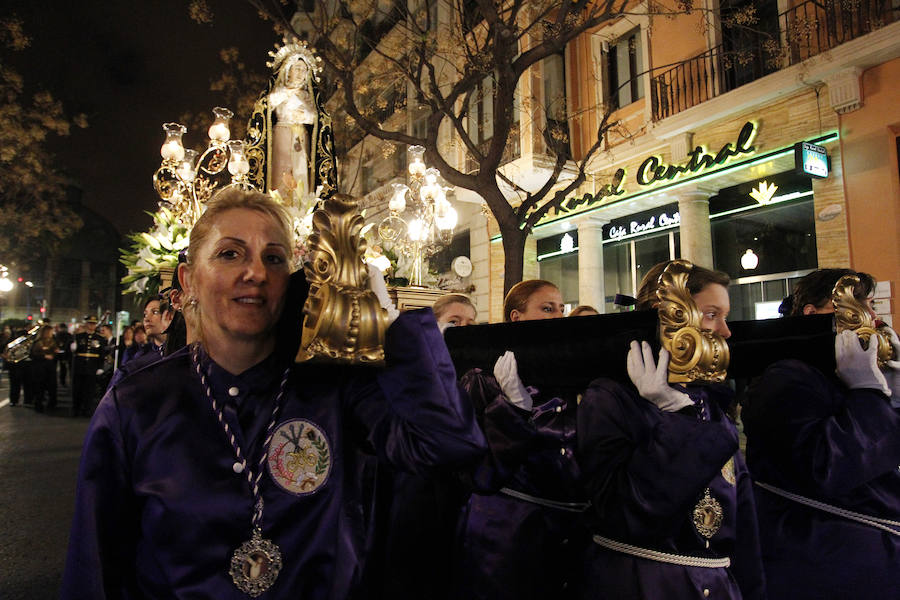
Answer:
[
  {"left": 603, "top": 241, "right": 632, "bottom": 312},
  {"left": 634, "top": 232, "right": 671, "bottom": 288},
  {"left": 429, "top": 230, "right": 471, "bottom": 275},
  {"left": 604, "top": 27, "right": 644, "bottom": 110},
  {"left": 711, "top": 199, "right": 817, "bottom": 278},
  {"left": 539, "top": 253, "right": 580, "bottom": 306}
]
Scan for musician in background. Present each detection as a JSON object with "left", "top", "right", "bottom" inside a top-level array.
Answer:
[
  {"left": 71, "top": 315, "right": 106, "bottom": 417},
  {"left": 5, "top": 323, "right": 33, "bottom": 407},
  {"left": 0, "top": 324, "right": 11, "bottom": 388},
  {"left": 55, "top": 322, "right": 73, "bottom": 387},
  {"left": 30, "top": 324, "right": 58, "bottom": 413}
]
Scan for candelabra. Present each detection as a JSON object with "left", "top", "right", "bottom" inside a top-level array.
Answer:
[
  {"left": 152, "top": 107, "right": 255, "bottom": 227},
  {"left": 378, "top": 145, "right": 458, "bottom": 287}
]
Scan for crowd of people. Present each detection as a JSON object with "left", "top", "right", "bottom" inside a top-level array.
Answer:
[
  {"left": 0, "top": 293, "right": 178, "bottom": 415},
  {"left": 50, "top": 189, "right": 898, "bottom": 599}
]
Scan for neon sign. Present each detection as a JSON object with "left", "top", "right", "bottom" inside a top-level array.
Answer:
[
  {"left": 636, "top": 121, "right": 758, "bottom": 186},
  {"left": 607, "top": 210, "right": 681, "bottom": 241},
  {"left": 539, "top": 122, "right": 759, "bottom": 224}
]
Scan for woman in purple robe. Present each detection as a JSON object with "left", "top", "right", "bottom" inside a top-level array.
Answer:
[
  {"left": 454, "top": 279, "right": 589, "bottom": 600},
  {"left": 741, "top": 269, "right": 900, "bottom": 599},
  {"left": 61, "top": 189, "right": 486, "bottom": 599},
  {"left": 576, "top": 261, "right": 766, "bottom": 599}
]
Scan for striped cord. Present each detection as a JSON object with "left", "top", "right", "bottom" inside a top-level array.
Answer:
[{"left": 192, "top": 344, "right": 290, "bottom": 529}]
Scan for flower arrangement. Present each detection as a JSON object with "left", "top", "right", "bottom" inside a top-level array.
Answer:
[
  {"left": 120, "top": 174, "right": 323, "bottom": 300},
  {"left": 119, "top": 207, "right": 189, "bottom": 301},
  {"left": 270, "top": 173, "right": 319, "bottom": 270}
]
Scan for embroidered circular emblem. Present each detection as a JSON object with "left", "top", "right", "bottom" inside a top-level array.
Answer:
[
  {"left": 267, "top": 419, "right": 331, "bottom": 495},
  {"left": 721, "top": 457, "right": 736, "bottom": 486}
]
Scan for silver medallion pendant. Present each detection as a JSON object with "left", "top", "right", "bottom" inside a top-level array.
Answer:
[
  {"left": 229, "top": 528, "right": 283, "bottom": 597},
  {"left": 692, "top": 487, "right": 724, "bottom": 539}
]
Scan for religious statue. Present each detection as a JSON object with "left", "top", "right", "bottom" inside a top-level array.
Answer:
[
  {"left": 245, "top": 40, "right": 337, "bottom": 202},
  {"left": 268, "top": 47, "right": 317, "bottom": 197}
]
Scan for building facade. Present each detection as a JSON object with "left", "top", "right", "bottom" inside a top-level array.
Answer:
[
  {"left": 482, "top": 0, "right": 900, "bottom": 324},
  {"left": 297, "top": 1, "right": 899, "bottom": 325}
]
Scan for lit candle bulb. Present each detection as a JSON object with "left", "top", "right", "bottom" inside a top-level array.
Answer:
[
  {"left": 389, "top": 183, "right": 408, "bottom": 213},
  {"left": 208, "top": 107, "right": 234, "bottom": 143},
  {"left": 160, "top": 122, "right": 187, "bottom": 162},
  {"left": 161, "top": 140, "right": 184, "bottom": 161},
  {"left": 407, "top": 218, "right": 425, "bottom": 242}
]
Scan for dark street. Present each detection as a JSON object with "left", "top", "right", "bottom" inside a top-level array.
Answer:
[{"left": 0, "top": 379, "right": 89, "bottom": 600}]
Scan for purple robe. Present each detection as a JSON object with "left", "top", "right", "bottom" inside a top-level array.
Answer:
[
  {"left": 576, "top": 378, "right": 766, "bottom": 599},
  {"left": 454, "top": 370, "right": 588, "bottom": 600},
  {"left": 742, "top": 359, "right": 900, "bottom": 599},
  {"left": 61, "top": 310, "right": 486, "bottom": 599}
]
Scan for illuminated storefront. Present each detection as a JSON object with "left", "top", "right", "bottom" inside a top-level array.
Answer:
[{"left": 523, "top": 110, "right": 844, "bottom": 321}]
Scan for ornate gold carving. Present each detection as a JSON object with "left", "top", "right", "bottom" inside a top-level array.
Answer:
[
  {"left": 297, "top": 194, "right": 388, "bottom": 365},
  {"left": 245, "top": 93, "right": 268, "bottom": 192},
  {"left": 832, "top": 274, "right": 895, "bottom": 369},
  {"left": 656, "top": 259, "right": 730, "bottom": 383}
]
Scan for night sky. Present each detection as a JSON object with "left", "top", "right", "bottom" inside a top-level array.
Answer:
[{"left": 10, "top": 1, "right": 279, "bottom": 236}]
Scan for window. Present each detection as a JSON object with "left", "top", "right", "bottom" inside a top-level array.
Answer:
[
  {"left": 604, "top": 27, "right": 644, "bottom": 110},
  {"left": 467, "top": 75, "right": 494, "bottom": 146},
  {"left": 543, "top": 52, "right": 570, "bottom": 158}
]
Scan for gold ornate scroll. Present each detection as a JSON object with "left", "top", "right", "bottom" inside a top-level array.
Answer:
[
  {"left": 296, "top": 193, "right": 388, "bottom": 365},
  {"left": 656, "top": 259, "right": 729, "bottom": 383},
  {"left": 832, "top": 274, "right": 895, "bottom": 369}
]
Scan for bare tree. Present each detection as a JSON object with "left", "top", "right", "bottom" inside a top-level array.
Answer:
[{"left": 224, "top": 0, "right": 640, "bottom": 295}]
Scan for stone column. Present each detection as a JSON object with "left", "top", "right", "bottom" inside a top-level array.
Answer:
[
  {"left": 677, "top": 189, "right": 714, "bottom": 268},
  {"left": 576, "top": 216, "right": 609, "bottom": 312}
]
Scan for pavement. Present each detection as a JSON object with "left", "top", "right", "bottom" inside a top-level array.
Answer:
[{"left": 0, "top": 371, "right": 91, "bottom": 600}]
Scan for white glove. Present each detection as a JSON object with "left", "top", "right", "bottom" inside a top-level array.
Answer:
[
  {"left": 882, "top": 327, "right": 900, "bottom": 406},
  {"left": 626, "top": 340, "right": 694, "bottom": 412},
  {"left": 70, "top": 341, "right": 77, "bottom": 351},
  {"left": 835, "top": 330, "right": 890, "bottom": 396},
  {"left": 493, "top": 351, "right": 533, "bottom": 411},
  {"left": 367, "top": 264, "right": 399, "bottom": 323},
  {"left": 95, "top": 368, "right": 104, "bottom": 376}
]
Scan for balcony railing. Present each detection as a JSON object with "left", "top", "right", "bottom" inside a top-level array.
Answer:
[
  {"left": 651, "top": 0, "right": 898, "bottom": 120},
  {"left": 465, "top": 132, "right": 522, "bottom": 174}
]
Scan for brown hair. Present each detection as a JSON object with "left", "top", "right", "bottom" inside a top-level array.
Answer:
[
  {"left": 503, "top": 279, "right": 560, "bottom": 322},
  {"left": 786, "top": 268, "right": 875, "bottom": 316},
  {"left": 568, "top": 305, "right": 599, "bottom": 317},
  {"left": 432, "top": 294, "right": 477, "bottom": 320},
  {"left": 185, "top": 188, "right": 293, "bottom": 268},
  {"left": 634, "top": 261, "right": 730, "bottom": 311},
  {"left": 181, "top": 188, "right": 293, "bottom": 342}
]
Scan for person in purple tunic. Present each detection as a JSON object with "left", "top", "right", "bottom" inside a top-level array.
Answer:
[
  {"left": 61, "top": 189, "right": 486, "bottom": 600},
  {"left": 741, "top": 268, "right": 900, "bottom": 599},
  {"left": 576, "top": 261, "right": 766, "bottom": 599},
  {"left": 454, "top": 279, "right": 589, "bottom": 600}
]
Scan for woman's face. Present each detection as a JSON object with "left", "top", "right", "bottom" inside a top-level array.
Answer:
[
  {"left": 511, "top": 286, "right": 565, "bottom": 321},
  {"left": 134, "top": 329, "right": 147, "bottom": 344},
  {"left": 693, "top": 283, "right": 731, "bottom": 339},
  {"left": 437, "top": 302, "right": 477, "bottom": 328},
  {"left": 143, "top": 300, "right": 163, "bottom": 337},
  {"left": 181, "top": 208, "right": 290, "bottom": 350},
  {"left": 286, "top": 60, "right": 308, "bottom": 88}
]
